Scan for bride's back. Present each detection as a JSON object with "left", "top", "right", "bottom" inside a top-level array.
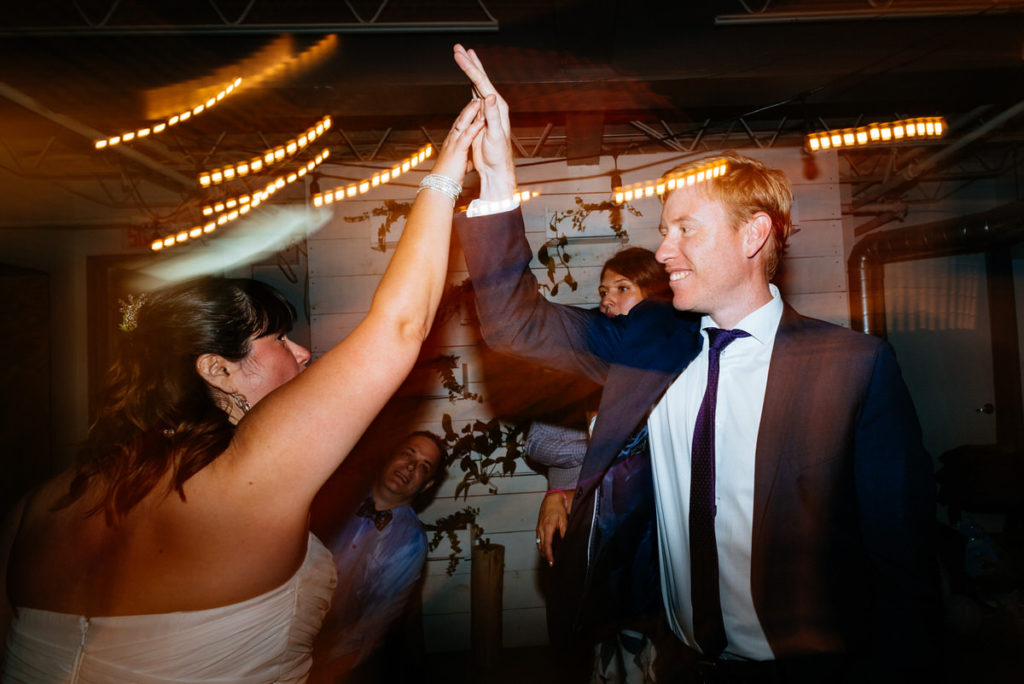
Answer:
[{"left": 7, "top": 464, "right": 309, "bottom": 618}]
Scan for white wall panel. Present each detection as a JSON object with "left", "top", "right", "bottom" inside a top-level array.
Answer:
[
  {"left": 775, "top": 256, "right": 847, "bottom": 294},
  {"left": 786, "top": 219, "right": 843, "bottom": 258},
  {"left": 784, "top": 292, "right": 851, "bottom": 328}
]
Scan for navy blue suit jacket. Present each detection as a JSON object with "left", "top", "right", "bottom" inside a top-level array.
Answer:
[{"left": 456, "top": 208, "right": 939, "bottom": 668}]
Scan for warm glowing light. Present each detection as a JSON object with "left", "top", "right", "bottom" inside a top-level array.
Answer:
[
  {"left": 612, "top": 158, "right": 729, "bottom": 204},
  {"left": 95, "top": 77, "right": 243, "bottom": 151},
  {"left": 309, "top": 144, "right": 433, "bottom": 206},
  {"left": 199, "top": 146, "right": 330, "bottom": 219},
  {"left": 806, "top": 117, "right": 946, "bottom": 152},
  {"left": 195, "top": 115, "right": 332, "bottom": 187}
]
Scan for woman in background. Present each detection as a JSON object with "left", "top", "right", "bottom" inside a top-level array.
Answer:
[
  {"left": 532, "top": 247, "right": 670, "bottom": 564},
  {"left": 0, "top": 99, "right": 484, "bottom": 683},
  {"left": 527, "top": 246, "right": 670, "bottom": 684}
]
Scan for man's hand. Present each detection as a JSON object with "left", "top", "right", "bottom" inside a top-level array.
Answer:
[
  {"left": 536, "top": 489, "right": 575, "bottom": 566},
  {"left": 453, "top": 44, "right": 517, "bottom": 201}
]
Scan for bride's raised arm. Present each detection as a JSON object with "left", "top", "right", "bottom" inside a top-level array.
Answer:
[{"left": 219, "top": 99, "right": 484, "bottom": 509}]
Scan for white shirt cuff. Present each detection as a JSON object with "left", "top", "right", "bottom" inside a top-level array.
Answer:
[{"left": 466, "top": 196, "right": 521, "bottom": 218}]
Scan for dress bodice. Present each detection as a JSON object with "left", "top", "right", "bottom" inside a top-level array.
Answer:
[{"left": 2, "top": 534, "right": 337, "bottom": 684}]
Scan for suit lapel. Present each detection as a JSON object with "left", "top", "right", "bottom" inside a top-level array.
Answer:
[
  {"left": 576, "top": 315, "right": 701, "bottom": 502},
  {"left": 751, "top": 305, "right": 805, "bottom": 563}
]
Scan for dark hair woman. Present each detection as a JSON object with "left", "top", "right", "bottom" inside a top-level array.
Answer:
[
  {"left": 599, "top": 246, "right": 672, "bottom": 316},
  {"left": 0, "top": 98, "right": 486, "bottom": 682}
]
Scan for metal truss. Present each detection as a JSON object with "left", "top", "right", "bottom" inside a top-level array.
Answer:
[
  {"left": 716, "top": 0, "right": 1024, "bottom": 25},
  {"left": 0, "top": 0, "right": 500, "bottom": 36}
]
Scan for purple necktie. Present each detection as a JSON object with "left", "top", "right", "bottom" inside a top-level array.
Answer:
[{"left": 689, "top": 327, "right": 749, "bottom": 657}]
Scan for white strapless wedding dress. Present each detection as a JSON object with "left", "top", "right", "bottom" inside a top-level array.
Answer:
[{"left": 2, "top": 534, "right": 337, "bottom": 683}]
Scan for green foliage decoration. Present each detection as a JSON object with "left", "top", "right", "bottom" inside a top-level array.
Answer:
[
  {"left": 440, "top": 414, "right": 527, "bottom": 500},
  {"left": 424, "top": 354, "right": 482, "bottom": 403},
  {"left": 537, "top": 196, "right": 641, "bottom": 296},
  {"left": 424, "top": 506, "right": 486, "bottom": 576},
  {"left": 342, "top": 199, "right": 413, "bottom": 252}
]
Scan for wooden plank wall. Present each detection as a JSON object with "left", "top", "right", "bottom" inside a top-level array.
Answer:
[{"left": 308, "top": 147, "right": 842, "bottom": 653}]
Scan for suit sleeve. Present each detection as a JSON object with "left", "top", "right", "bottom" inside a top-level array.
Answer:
[
  {"left": 455, "top": 208, "right": 617, "bottom": 384},
  {"left": 854, "top": 341, "right": 941, "bottom": 672}
]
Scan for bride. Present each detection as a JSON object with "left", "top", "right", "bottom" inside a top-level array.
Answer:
[{"left": 0, "top": 97, "right": 484, "bottom": 682}]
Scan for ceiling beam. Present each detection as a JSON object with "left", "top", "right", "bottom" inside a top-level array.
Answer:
[{"left": 0, "top": 82, "right": 193, "bottom": 190}]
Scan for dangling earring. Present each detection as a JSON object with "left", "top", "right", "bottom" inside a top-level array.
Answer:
[{"left": 230, "top": 392, "right": 252, "bottom": 413}]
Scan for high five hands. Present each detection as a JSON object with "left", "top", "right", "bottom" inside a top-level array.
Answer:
[{"left": 453, "top": 44, "right": 518, "bottom": 201}]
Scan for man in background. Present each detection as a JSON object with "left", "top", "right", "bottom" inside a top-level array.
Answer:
[{"left": 311, "top": 431, "right": 447, "bottom": 682}]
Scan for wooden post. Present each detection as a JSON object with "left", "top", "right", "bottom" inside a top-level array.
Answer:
[{"left": 471, "top": 543, "right": 504, "bottom": 670}]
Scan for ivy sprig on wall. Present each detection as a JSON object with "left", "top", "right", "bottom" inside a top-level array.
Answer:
[
  {"left": 440, "top": 414, "right": 526, "bottom": 500},
  {"left": 538, "top": 196, "right": 641, "bottom": 295},
  {"left": 425, "top": 354, "right": 481, "bottom": 403},
  {"left": 425, "top": 506, "right": 483, "bottom": 576},
  {"left": 342, "top": 199, "right": 413, "bottom": 252}
]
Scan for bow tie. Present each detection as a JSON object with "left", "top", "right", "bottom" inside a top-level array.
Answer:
[{"left": 356, "top": 498, "right": 393, "bottom": 531}]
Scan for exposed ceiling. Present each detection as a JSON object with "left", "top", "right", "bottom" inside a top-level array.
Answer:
[{"left": 1, "top": 0, "right": 1023, "bottom": 239}]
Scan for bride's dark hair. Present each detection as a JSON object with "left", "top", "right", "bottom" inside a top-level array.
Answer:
[{"left": 57, "top": 277, "right": 297, "bottom": 523}]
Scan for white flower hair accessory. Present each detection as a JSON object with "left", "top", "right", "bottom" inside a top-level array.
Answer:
[{"left": 117, "top": 293, "right": 147, "bottom": 332}]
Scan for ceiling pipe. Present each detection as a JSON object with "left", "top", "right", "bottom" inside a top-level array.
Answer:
[
  {"left": 0, "top": 82, "right": 193, "bottom": 190},
  {"left": 848, "top": 199, "right": 1024, "bottom": 337}
]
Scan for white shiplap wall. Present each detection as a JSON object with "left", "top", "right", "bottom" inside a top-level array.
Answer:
[{"left": 308, "top": 148, "right": 843, "bottom": 653}]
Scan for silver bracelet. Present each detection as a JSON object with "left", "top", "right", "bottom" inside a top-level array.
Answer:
[{"left": 417, "top": 174, "right": 462, "bottom": 203}]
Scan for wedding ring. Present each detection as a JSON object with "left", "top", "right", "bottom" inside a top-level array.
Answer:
[{"left": 536, "top": 538, "right": 541, "bottom": 544}]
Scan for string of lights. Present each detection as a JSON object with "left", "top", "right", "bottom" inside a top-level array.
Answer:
[
  {"left": 311, "top": 145, "right": 433, "bottom": 207},
  {"left": 806, "top": 116, "right": 946, "bottom": 152},
  {"left": 613, "top": 158, "right": 728, "bottom": 204},
  {"left": 198, "top": 115, "right": 332, "bottom": 187},
  {"left": 151, "top": 148, "right": 330, "bottom": 251},
  {"left": 95, "top": 78, "right": 242, "bottom": 150}
]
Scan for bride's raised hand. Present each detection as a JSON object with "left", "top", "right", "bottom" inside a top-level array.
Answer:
[{"left": 430, "top": 97, "right": 485, "bottom": 186}]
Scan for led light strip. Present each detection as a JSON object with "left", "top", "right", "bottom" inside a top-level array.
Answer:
[
  {"left": 806, "top": 116, "right": 946, "bottom": 152},
  {"left": 199, "top": 115, "right": 332, "bottom": 187},
  {"left": 95, "top": 78, "right": 242, "bottom": 150},
  {"left": 613, "top": 159, "right": 728, "bottom": 204},
  {"left": 200, "top": 148, "right": 330, "bottom": 217},
  {"left": 151, "top": 148, "right": 330, "bottom": 251},
  {"left": 311, "top": 145, "right": 433, "bottom": 207}
]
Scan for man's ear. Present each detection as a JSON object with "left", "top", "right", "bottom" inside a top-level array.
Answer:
[
  {"left": 742, "top": 212, "right": 773, "bottom": 259},
  {"left": 196, "top": 353, "right": 236, "bottom": 394}
]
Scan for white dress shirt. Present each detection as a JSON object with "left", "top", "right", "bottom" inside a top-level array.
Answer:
[{"left": 647, "top": 284, "right": 784, "bottom": 660}]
